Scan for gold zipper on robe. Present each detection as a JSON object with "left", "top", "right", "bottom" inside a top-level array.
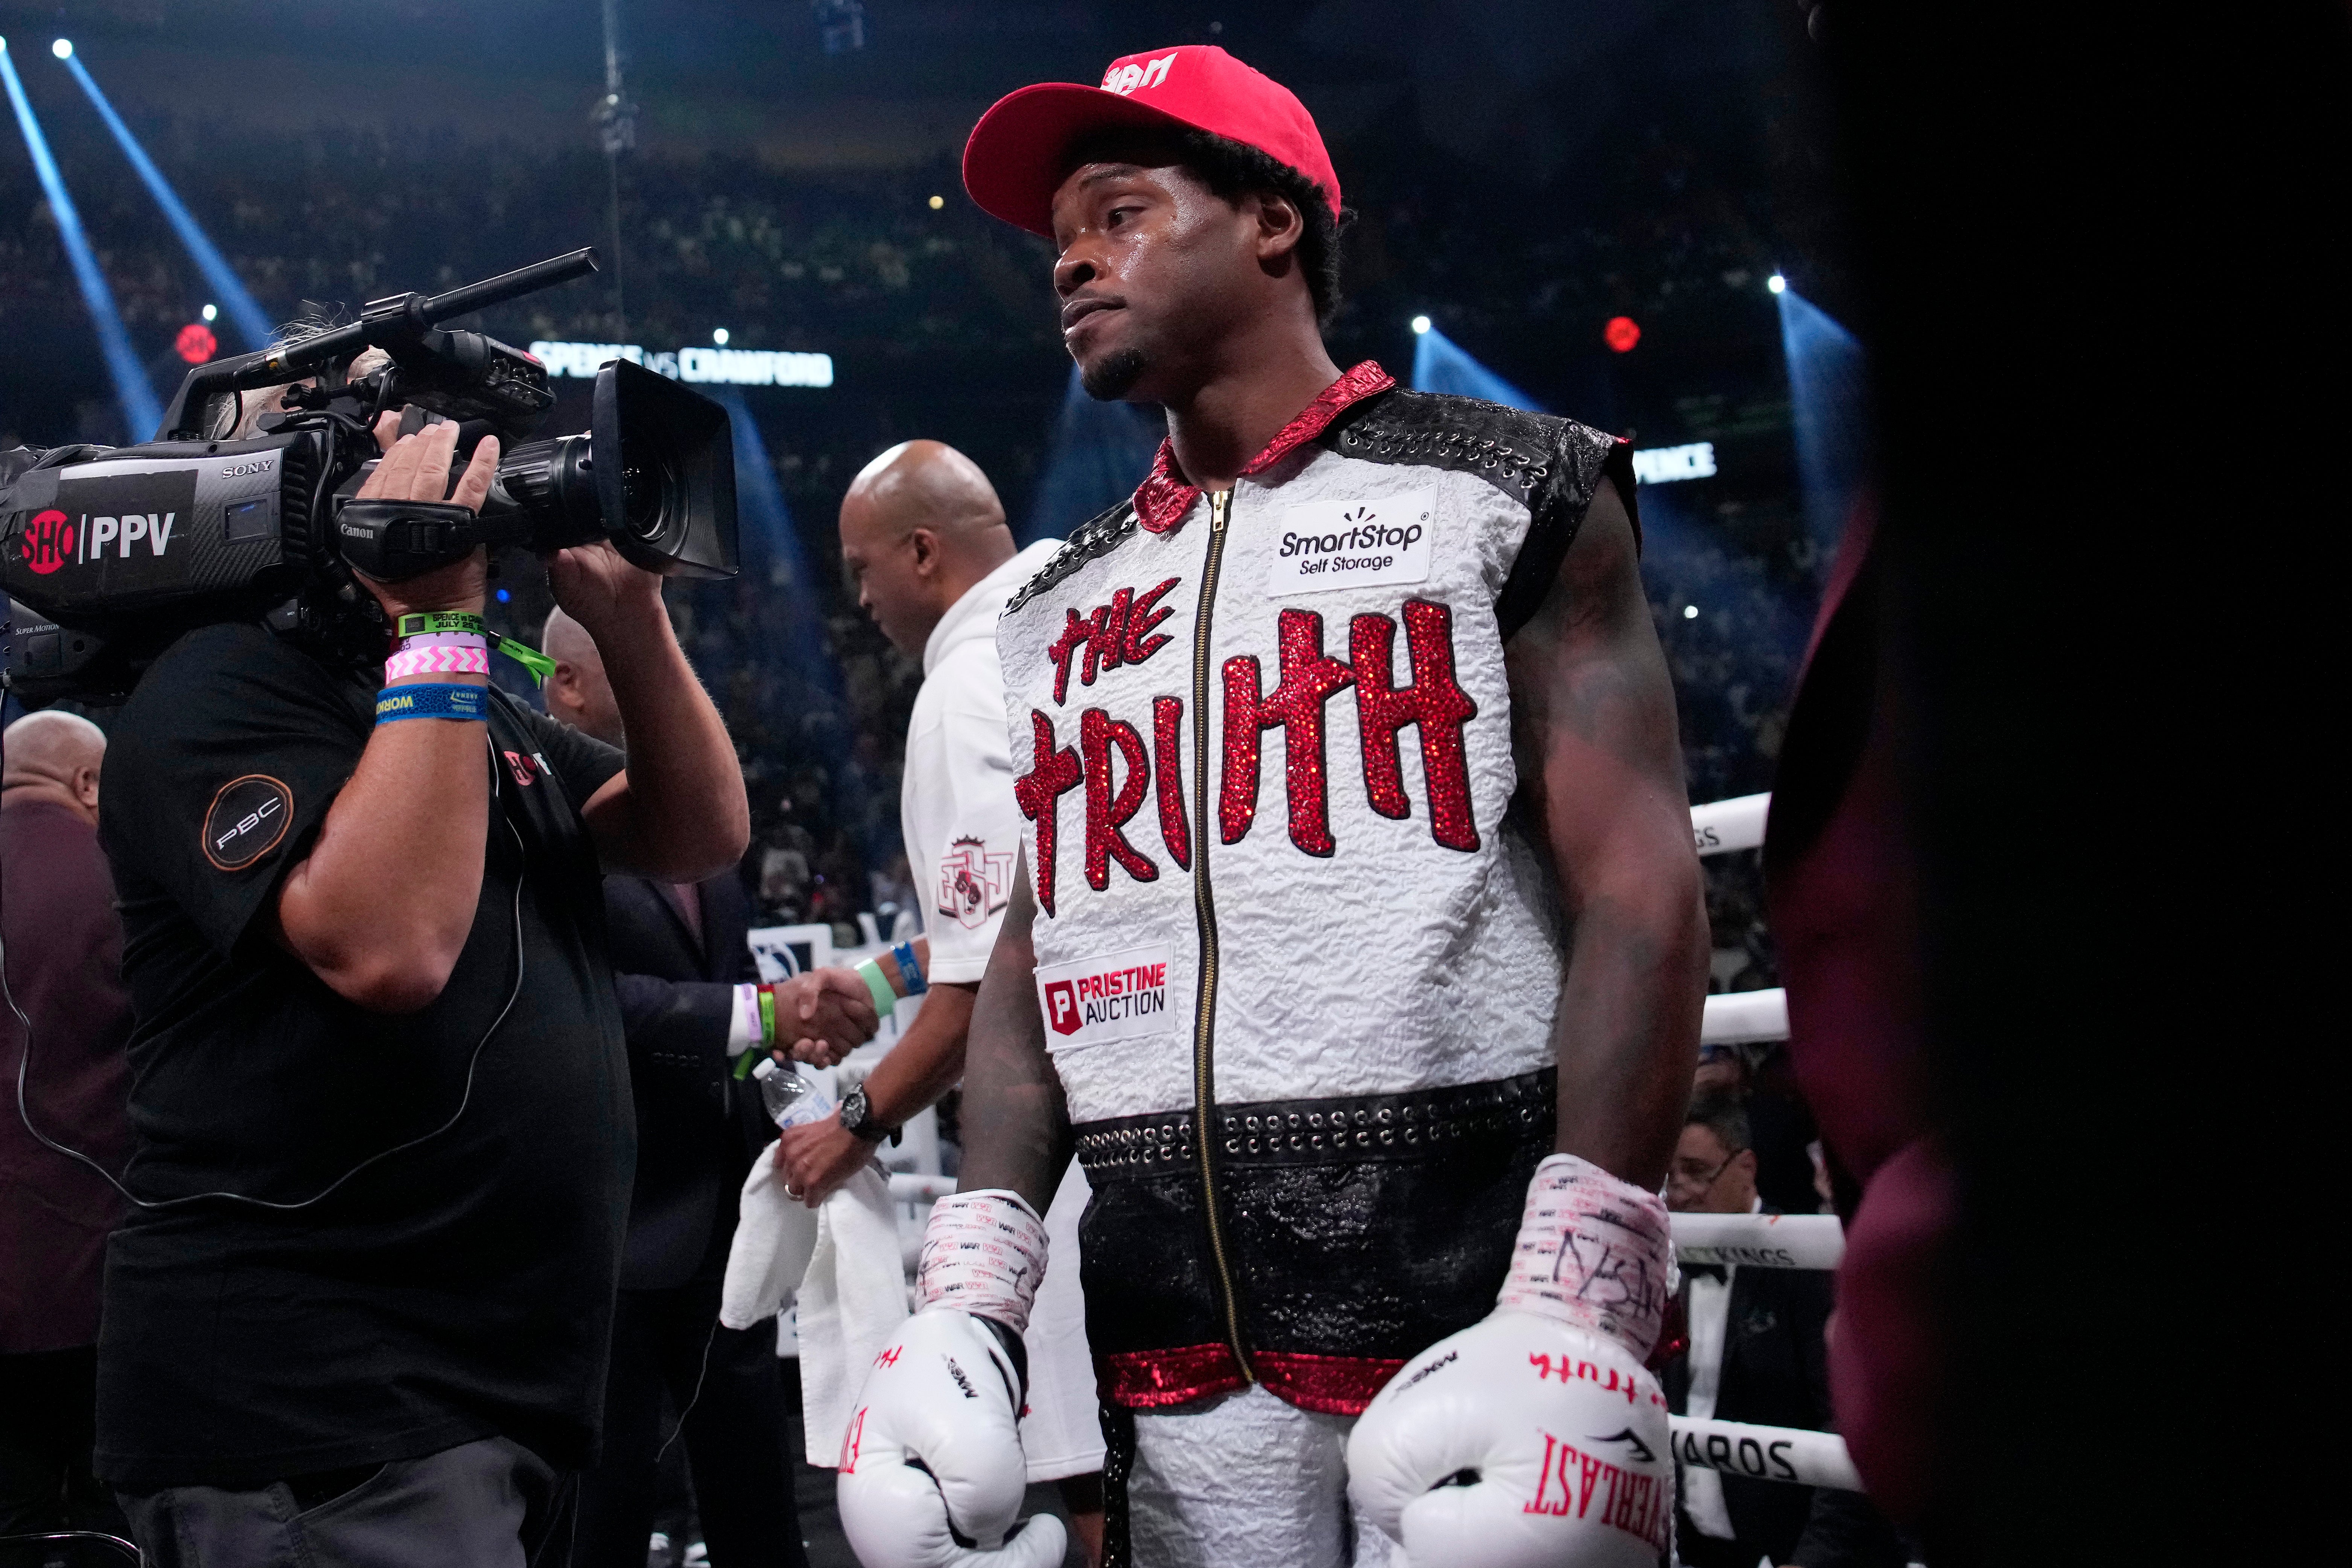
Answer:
[{"left": 1188, "top": 487, "right": 1251, "bottom": 1381}]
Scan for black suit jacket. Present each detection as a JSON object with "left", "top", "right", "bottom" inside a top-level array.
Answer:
[
  {"left": 605, "top": 870, "right": 776, "bottom": 1291},
  {"left": 1662, "top": 1242, "right": 1908, "bottom": 1568}
]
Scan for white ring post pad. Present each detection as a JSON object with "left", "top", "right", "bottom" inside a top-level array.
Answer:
[
  {"left": 915, "top": 1189, "right": 1049, "bottom": 1333},
  {"left": 1497, "top": 1153, "right": 1675, "bottom": 1361}
]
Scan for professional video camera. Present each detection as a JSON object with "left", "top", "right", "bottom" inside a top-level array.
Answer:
[{"left": 0, "top": 248, "right": 737, "bottom": 702}]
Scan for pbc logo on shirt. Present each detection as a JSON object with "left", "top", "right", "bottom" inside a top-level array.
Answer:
[
  {"left": 937, "top": 835, "right": 1015, "bottom": 931},
  {"left": 202, "top": 774, "right": 294, "bottom": 871},
  {"left": 1035, "top": 944, "right": 1173, "bottom": 1043}
]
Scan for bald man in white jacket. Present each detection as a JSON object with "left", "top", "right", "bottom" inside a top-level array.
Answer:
[{"left": 784, "top": 440, "right": 1104, "bottom": 1558}]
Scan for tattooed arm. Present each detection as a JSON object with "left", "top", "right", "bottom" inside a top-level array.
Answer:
[
  {"left": 1506, "top": 476, "right": 1709, "bottom": 1189},
  {"left": 955, "top": 846, "right": 1077, "bottom": 1211}
]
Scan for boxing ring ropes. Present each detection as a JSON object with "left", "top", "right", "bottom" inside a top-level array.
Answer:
[{"left": 884, "top": 791, "right": 1865, "bottom": 1496}]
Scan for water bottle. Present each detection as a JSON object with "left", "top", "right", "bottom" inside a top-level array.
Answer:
[{"left": 751, "top": 1056, "right": 836, "bottom": 1131}]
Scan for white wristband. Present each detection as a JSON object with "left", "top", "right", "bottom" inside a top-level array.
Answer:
[
  {"left": 916, "top": 1189, "right": 1048, "bottom": 1333},
  {"left": 727, "top": 982, "right": 762, "bottom": 1056},
  {"left": 1496, "top": 1153, "right": 1675, "bottom": 1361}
]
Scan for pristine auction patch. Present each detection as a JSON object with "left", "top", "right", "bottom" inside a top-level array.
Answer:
[
  {"left": 1264, "top": 490, "right": 1434, "bottom": 596},
  {"left": 1035, "top": 942, "right": 1174, "bottom": 1047},
  {"left": 202, "top": 774, "right": 294, "bottom": 870}
]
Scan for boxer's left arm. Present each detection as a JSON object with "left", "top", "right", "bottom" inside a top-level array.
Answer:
[{"left": 1504, "top": 474, "right": 1708, "bottom": 1189}]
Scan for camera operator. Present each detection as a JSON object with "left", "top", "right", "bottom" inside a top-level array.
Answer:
[
  {"left": 91, "top": 413, "right": 749, "bottom": 1566},
  {"left": 540, "top": 605, "right": 873, "bottom": 1568}
]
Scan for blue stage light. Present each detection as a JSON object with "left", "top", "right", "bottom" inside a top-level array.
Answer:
[
  {"left": 1768, "top": 273, "right": 1787, "bottom": 294},
  {"left": 1776, "top": 284, "right": 1871, "bottom": 573},
  {"left": 58, "top": 47, "right": 273, "bottom": 351},
  {"left": 0, "top": 39, "right": 161, "bottom": 437},
  {"left": 1411, "top": 324, "right": 1545, "bottom": 412},
  {"left": 51, "top": 39, "right": 70, "bottom": 59},
  {"left": 1411, "top": 315, "right": 1432, "bottom": 335}
]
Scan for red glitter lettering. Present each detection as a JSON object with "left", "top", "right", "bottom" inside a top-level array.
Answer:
[
  {"left": 1047, "top": 609, "right": 1094, "bottom": 705},
  {"left": 1014, "top": 710, "right": 1085, "bottom": 915},
  {"left": 1045, "top": 581, "right": 1181, "bottom": 704},
  {"left": 1350, "top": 599, "right": 1480, "bottom": 852},
  {"left": 1219, "top": 608, "right": 1356, "bottom": 855},
  {"left": 1125, "top": 577, "right": 1179, "bottom": 663},
  {"left": 1153, "top": 696, "right": 1190, "bottom": 869},
  {"left": 1081, "top": 709, "right": 1156, "bottom": 889}
]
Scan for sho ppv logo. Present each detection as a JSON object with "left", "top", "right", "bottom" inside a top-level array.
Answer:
[{"left": 1035, "top": 943, "right": 1173, "bottom": 1046}]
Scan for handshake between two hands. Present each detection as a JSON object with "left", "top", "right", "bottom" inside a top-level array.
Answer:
[{"left": 759, "top": 966, "right": 882, "bottom": 1069}]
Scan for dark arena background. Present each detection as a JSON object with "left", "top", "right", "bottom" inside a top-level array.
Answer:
[{"left": 0, "top": 0, "right": 1850, "bottom": 983}]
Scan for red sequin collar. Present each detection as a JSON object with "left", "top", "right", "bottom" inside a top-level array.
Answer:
[{"left": 1131, "top": 360, "right": 1397, "bottom": 535}]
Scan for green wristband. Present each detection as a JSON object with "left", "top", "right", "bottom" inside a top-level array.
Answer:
[
  {"left": 855, "top": 958, "right": 898, "bottom": 1020},
  {"left": 393, "top": 611, "right": 557, "bottom": 687},
  {"left": 758, "top": 987, "right": 777, "bottom": 1048}
]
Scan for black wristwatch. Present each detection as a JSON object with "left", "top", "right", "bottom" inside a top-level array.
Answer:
[{"left": 838, "top": 1085, "right": 894, "bottom": 1142}]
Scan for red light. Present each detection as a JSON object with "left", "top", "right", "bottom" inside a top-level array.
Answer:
[
  {"left": 1604, "top": 316, "right": 1641, "bottom": 353},
  {"left": 175, "top": 322, "right": 218, "bottom": 364}
]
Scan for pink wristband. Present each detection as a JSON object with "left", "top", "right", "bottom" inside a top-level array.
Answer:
[
  {"left": 396, "top": 631, "right": 488, "bottom": 653},
  {"left": 916, "top": 1189, "right": 1048, "bottom": 1332},
  {"left": 386, "top": 644, "right": 490, "bottom": 680},
  {"left": 1496, "top": 1153, "right": 1675, "bottom": 1360}
]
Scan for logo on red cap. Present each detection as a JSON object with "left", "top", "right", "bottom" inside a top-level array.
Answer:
[{"left": 1101, "top": 52, "right": 1179, "bottom": 96}]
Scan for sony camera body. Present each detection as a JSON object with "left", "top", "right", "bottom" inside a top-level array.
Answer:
[{"left": 0, "top": 248, "right": 737, "bottom": 702}]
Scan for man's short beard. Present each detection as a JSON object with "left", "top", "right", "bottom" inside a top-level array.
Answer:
[{"left": 1078, "top": 347, "right": 1149, "bottom": 402}]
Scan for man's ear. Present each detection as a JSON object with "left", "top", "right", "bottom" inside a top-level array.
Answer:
[
  {"left": 1250, "top": 189, "right": 1306, "bottom": 265},
  {"left": 75, "top": 765, "right": 100, "bottom": 811},
  {"left": 909, "top": 527, "right": 940, "bottom": 578},
  {"left": 546, "top": 663, "right": 579, "bottom": 717}
]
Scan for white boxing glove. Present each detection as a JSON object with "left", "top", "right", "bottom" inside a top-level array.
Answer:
[
  {"left": 836, "top": 1190, "right": 1069, "bottom": 1568},
  {"left": 1347, "top": 1154, "right": 1676, "bottom": 1568}
]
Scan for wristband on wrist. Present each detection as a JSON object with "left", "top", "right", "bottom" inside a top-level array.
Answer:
[
  {"left": 891, "top": 940, "right": 927, "bottom": 996},
  {"left": 374, "top": 682, "right": 490, "bottom": 724},
  {"left": 385, "top": 644, "right": 491, "bottom": 681},
  {"left": 854, "top": 958, "right": 897, "bottom": 1020},
  {"left": 393, "top": 611, "right": 556, "bottom": 686}
]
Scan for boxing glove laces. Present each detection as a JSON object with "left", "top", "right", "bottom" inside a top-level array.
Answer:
[
  {"left": 1348, "top": 1153, "right": 1677, "bottom": 1568},
  {"left": 836, "top": 1190, "right": 1068, "bottom": 1568}
]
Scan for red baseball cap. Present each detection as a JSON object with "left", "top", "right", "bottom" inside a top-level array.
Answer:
[{"left": 962, "top": 44, "right": 1341, "bottom": 240}]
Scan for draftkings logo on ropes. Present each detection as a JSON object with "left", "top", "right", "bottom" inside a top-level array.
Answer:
[{"left": 1035, "top": 944, "right": 1173, "bottom": 1046}]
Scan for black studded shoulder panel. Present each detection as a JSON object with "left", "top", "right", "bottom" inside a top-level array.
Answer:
[
  {"left": 1322, "top": 388, "right": 1637, "bottom": 641},
  {"left": 1006, "top": 498, "right": 1141, "bottom": 616}
]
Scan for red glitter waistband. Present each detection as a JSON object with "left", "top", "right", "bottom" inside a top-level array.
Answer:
[{"left": 1097, "top": 1344, "right": 1409, "bottom": 1416}]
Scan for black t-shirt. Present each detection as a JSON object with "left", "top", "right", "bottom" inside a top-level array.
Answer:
[{"left": 93, "top": 621, "right": 634, "bottom": 1493}]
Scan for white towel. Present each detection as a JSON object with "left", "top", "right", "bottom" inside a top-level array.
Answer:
[{"left": 718, "top": 1143, "right": 908, "bottom": 1467}]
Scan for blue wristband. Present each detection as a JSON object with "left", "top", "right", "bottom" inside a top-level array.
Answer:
[
  {"left": 892, "top": 940, "right": 927, "bottom": 996},
  {"left": 376, "top": 681, "right": 490, "bottom": 724}
]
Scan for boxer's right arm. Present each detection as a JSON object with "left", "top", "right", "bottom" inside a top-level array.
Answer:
[{"left": 954, "top": 847, "right": 1075, "bottom": 1214}]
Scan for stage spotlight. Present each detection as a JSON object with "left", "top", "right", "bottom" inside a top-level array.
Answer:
[
  {"left": 202, "top": 302, "right": 217, "bottom": 321},
  {"left": 51, "top": 39, "right": 71, "bottom": 59},
  {"left": 174, "top": 321, "right": 217, "bottom": 363},
  {"left": 928, "top": 194, "right": 944, "bottom": 210},
  {"left": 1683, "top": 604, "right": 1699, "bottom": 619},
  {"left": 1605, "top": 315, "right": 1642, "bottom": 353},
  {"left": 1, "top": 31, "right": 161, "bottom": 435},
  {"left": 1768, "top": 273, "right": 1787, "bottom": 294},
  {"left": 59, "top": 43, "right": 272, "bottom": 350},
  {"left": 713, "top": 327, "right": 730, "bottom": 346},
  {"left": 1411, "top": 315, "right": 1432, "bottom": 335}
]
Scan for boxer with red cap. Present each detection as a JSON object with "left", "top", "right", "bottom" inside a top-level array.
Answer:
[{"left": 838, "top": 46, "right": 1707, "bottom": 1568}]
